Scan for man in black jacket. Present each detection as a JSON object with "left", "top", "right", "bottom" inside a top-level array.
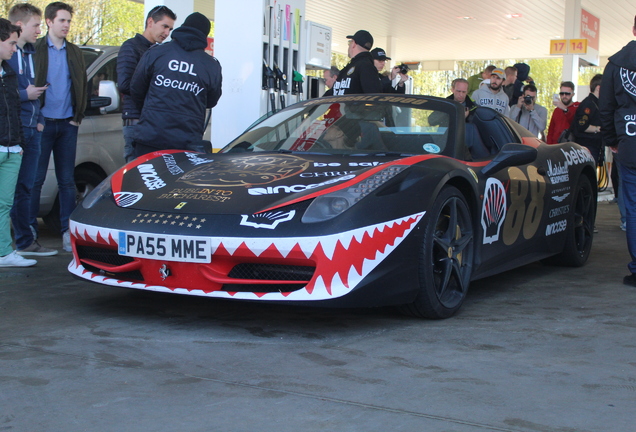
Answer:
[
  {"left": 0, "top": 18, "right": 36, "bottom": 268},
  {"left": 370, "top": 47, "right": 407, "bottom": 94},
  {"left": 332, "top": 30, "right": 381, "bottom": 95},
  {"left": 117, "top": 5, "right": 176, "bottom": 162},
  {"left": 32, "top": 1, "right": 87, "bottom": 252},
  {"left": 600, "top": 18, "right": 636, "bottom": 286},
  {"left": 573, "top": 74, "right": 603, "bottom": 165},
  {"left": 131, "top": 12, "right": 222, "bottom": 157}
]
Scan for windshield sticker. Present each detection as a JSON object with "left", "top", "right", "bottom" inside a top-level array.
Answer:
[
  {"left": 423, "top": 143, "right": 440, "bottom": 154},
  {"left": 240, "top": 210, "right": 296, "bottom": 229},
  {"left": 301, "top": 95, "right": 428, "bottom": 106}
]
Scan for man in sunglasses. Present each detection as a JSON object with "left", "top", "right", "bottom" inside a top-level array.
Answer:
[
  {"left": 546, "top": 81, "right": 578, "bottom": 144},
  {"left": 117, "top": 5, "right": 176, "bottom": 162}
]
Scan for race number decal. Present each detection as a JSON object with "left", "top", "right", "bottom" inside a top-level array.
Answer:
[{"left": 502, "top": 166, "right": 546, "bottom": 245}]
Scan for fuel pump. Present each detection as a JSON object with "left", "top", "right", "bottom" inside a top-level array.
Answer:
[
  {"left": 262, "top": 59, "right": 277, "bottom": 113},
  {"left": 292, "top": 70, "right": 304, "bottom": 101},
  {"left": 274, "top": 63, "right": 287, "bottom": 109}
]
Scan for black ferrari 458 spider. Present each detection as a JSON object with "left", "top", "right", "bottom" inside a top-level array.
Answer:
[{"left": 68, "top": 94, "right": 597, "bottom": 319}]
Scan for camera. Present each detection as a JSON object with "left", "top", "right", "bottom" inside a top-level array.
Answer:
[
  {"left": 396, "top": 64, "right": 409, "bottom": 75},
  {"left": 523, "top": 95, "right": 534, "bottom": 105}
]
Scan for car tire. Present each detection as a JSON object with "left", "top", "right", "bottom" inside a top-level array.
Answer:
[
  {"left": 43, "top": 167, "right": 106, "bottom": 233},
  {"left": 400, "top": 185, "right": 475, "bottom": 319},
  {"left": 544, "top": 175, "right": 595, "bottom": 267}
]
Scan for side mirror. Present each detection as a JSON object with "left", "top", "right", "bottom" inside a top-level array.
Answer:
[
  {"left": 97, "top": 80, "right": 120, "bottom": 113},
  {"left": 481, "top": 143, "right": 538, "bottom": 176}
]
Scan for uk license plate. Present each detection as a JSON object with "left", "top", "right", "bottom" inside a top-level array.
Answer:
[{"left": 118, "top": 232, "right": 211, "bottom": 263}]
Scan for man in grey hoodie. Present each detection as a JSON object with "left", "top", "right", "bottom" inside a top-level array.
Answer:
[
  {"left": 600, "top": 16, "right": 636, "bottom": 287},
  {"left": 471, "top": 67, "right": 510, "bottom": 117}
]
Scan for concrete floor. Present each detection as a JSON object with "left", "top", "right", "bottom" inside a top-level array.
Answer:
[{"left": 1, "top": 200, "right": 635, "bottom": 432}]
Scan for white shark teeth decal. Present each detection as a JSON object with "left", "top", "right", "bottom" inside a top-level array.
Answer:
[{"left": 70, "top": 211, "right": 425, "bottom": 301}]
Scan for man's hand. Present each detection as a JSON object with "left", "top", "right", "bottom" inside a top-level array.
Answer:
[
  {"left": 390, "top": 67, "right": 408, "bottom": 86},
  {"left": 36, "top": 123, "right": 44, "bottom": 132},
  {"left": 26, "top": 84, "right": 47, "bottom": 100},
  {"left": 553, "top": 99, "right": 567, "bottom": 111}
]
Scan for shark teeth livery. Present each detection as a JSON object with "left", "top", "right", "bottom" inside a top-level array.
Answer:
[{"left": 69, "top": 212, "right": 424, "bottom": 301}]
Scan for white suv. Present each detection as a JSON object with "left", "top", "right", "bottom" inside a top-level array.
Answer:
[{"left": 40, "top": 46, "right": 125, "bottom": 232}]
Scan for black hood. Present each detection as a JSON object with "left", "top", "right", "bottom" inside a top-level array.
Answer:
[
  {"left": 171, "top": 26, "right": 208, "bottom": 51},
  {"left": 514, "top": 63, "right": 531, "bottom": 81},
  {"left": 608, "top": 40, "right": 636, "bottom": 70}
]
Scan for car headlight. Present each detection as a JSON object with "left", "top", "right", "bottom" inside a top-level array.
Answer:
[
  {"left": 302, "top": 165, "right": 407, "bottom": 223},
  {"left": 82, "top": 174, "right": 114, "bottom": 209}
]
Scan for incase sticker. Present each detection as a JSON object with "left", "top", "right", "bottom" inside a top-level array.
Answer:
[{"left": 423, "top": 143, "right": 440, "bottom": 153}]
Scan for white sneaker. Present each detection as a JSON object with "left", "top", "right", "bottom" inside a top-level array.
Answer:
[
  {"left": 0, "top": 251, "right": 37, "bottom": 267},
  {"left": 62, "top": 231, "right": 72, "bottom": 252}
]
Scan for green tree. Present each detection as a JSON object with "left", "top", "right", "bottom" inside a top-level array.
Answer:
[{"left": 2, "top": 0, "right": 144, "bottom": 46}]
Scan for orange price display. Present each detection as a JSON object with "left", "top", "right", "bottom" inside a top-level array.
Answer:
[
  {"left": 569, "top": 38, "right": 588, "bottom": 54},
  {"left": 550, "top": 39, "right": 567, "bottom": 55}
]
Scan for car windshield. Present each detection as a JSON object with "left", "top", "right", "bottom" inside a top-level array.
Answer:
[
  {"left": 81, "top": 47, "right": 103, "bottom": 69},
  {"left": 222, "top": 95, "right": 456, "bottom": 156}
]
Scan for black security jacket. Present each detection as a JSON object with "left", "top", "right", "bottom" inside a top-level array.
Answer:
[
  {"left": 332, "top": 52, "right": 381, "bottom": 95},
  {"left": 130, "top": 26, "right": 222, "bottom": 150},
  {"left": 600, "top": 40, "right": 636, "bottom": 168}
]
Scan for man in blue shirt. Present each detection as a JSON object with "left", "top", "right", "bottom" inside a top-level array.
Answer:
[
  {"left": 8, "top": 3, "right": 57, "bottom": 257},
  {"left": 32, "top": 1, "right": 86, "bottom": 252}
]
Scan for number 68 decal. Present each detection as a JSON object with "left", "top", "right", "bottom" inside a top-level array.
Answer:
[{"left": 502, "top": 166, "right": 546, "bottom": 246}]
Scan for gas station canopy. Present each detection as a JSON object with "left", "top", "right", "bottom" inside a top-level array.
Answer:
[{"left": 304, "top": 0, "right": 635, "bottom": 64}]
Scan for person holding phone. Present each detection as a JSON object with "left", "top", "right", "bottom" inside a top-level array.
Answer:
[
  {"left": 546, "top": 81, "right": 579, "bottom": 144},
  {"left": 8, "top": 3, "right": 57, "bottom": 257}
]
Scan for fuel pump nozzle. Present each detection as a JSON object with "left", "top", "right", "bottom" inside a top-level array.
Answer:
[
  {"left": 262, "top": 59, "right": 277, "bottom": 113},
  {"left": 274, "top": 63, "right": 287, "bottom": 109}
]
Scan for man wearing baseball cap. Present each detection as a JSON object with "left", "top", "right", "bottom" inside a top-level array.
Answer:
[
  {"left": 332, "top": 30, "right": 381, "bottom": 95},
  {"left": 371, "top": 47, "right": 407, "bottom": 94},
  {"left": 471, "top": 67, "right": 511, "bottom": 117}
]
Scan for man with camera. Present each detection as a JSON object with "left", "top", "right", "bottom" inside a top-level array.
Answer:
[
  {"left": 509, "top": 84, "right": 547, "bottom": 138},
  {"left": 370, "top": 47, "right": 407, "bottom": 94}
]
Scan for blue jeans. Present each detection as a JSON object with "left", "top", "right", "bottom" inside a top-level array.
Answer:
[
  {"left": 11, "top": 127, "right": 41, "bottom": 249},
  {"left": 31, "top": 119, "right": 79, "bottom": 236},
  {"left": 618, "top": 162, "right": 636, "bottom": 274},
  {"left": 614, "top": 156, "right": 627, "bottom": 224},
  {"left": 123, "top": 124, "right": 136, "bottom": 163}
]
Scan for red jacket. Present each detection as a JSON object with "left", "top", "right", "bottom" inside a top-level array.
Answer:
[{"left": 546, "top": 102, "right": 579, "bottom": 144}]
